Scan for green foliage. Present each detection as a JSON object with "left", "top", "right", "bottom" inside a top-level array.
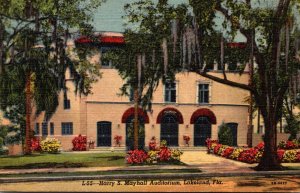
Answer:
[
  {"left": 218, "top": 123, "right": 233, "bottom": 146},
  {"left": 0, "top": 0, "right": 103, "bottom": 124}
]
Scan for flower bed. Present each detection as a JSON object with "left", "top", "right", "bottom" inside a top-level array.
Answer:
[
  {"left": 206, "top": 138, "right": 300, "bottom": 163},
  {"left": 126, "top": 140, "right": 183, "bottom": 164},
  {"left": 278, "top": 140, "right": 299, "bottom": 150}
]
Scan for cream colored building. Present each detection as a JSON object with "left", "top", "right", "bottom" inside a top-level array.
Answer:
[{"left": 31, "top": 33, "right": 251, "bottom": 151}]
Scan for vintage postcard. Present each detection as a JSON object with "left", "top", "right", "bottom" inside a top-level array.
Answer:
[{"left": 0, "top": 0, "right": 299, "bottom": 192}]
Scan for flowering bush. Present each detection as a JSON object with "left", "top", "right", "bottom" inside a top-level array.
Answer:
[
  {"left": 160, "top": 140, "right": 167, "bottom": 148},
  {"left": 221, "top": 147, "right": 234, "bottom": 158},
  {"left": 277, "top": 149, "right": 285, "bottom": 161},
  {"left": 40, "top": 138, "right": 61, "bottom": 153},
  {"left": 147, "top": 150, "right": 158, "bottom": 163},
  {"left": 282, "top": 150, "right": 297, "bottom": 162},
  {"left": 206, "top": 138, "right": 218, "bottom": 152},
  {"left": 149, "top": 137, "right": 157, "bottom": 151},
  {"left": 171, "top": 149, "right": 183, "bottom": 161},
  {"left": 72, "top": 134, "right": 87, "bottom": 151},
  {"left": 183, "top": 135, "right": 190, "bottom": 145},
  {"left": 229, "top": 148, "right": 244, "bottom": 160},
  {"left": 30, "top": 137, "right": 41, "bottom": 152},
  {"left": 213, "top": 144, "right": 222, "bottom": 154},
  {"left": 126, "top": 149, "right": 148, "bottom": 164},
  {"left": 238, "top": 148, "right": 259, "bottom": 163},
  {"left": 217, "top": 145, "right": 228, "bottom": 156},
  {"left": 254, "top": 142, "right": 264, "bottom": 151},
  {"left": 114, "top": 135, "right": 122, "bottom": 146},
  {"left": 278, "top": 140, "right": 298, "bottom": 149},
  {"left": 158, "top": 147, "right": 171, "bottom": 162}
]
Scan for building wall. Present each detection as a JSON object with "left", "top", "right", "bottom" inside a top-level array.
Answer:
[{"left": 32, "top": 65, "right": 250, "bottom": 150}]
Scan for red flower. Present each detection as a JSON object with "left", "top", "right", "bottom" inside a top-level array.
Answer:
[
  {"left": 277, "top": 149, "right": 285, "bottom": 162},
  {"left": 126, "top": 149, "right": 148, "bottom": 164},
  {"left": 213, "top": 144, "right": 222, "bottom": 154},
  {"left": 30, "top": 137, "right": 41, "bottom": 152},
  {"left": 158, "top": 147, "right": 171, "bottom": 161},
  {"left": 254, "top": 142, "right": 264, "bottom": 151},
  {"left": 237, "top": 148, "right": 258, "bottom": 163},
  {"left": 114, "top": 135, "right": 122, "bottom": 144},
  {"left": 72, "top": 134, "right": 87, "bottom": 151},
  {"left": 222, "top": 147, "right": 234, "bottom": 158}
]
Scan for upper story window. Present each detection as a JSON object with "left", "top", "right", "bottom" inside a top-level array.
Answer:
[
  {"left": 164, "top": 82, "right": 176, "bottom": 103},
  {"left": 42, "top": 122, "right": 48, "bottom": 136},
  {"left": 64, "top": 99, "right": 71, "bottom": 109},
  {"left": 62, "top": 122, "right": 73, "bottom": 135},
  {"left": 198, "top": 83, "right": 209, "bottom": 104},
  {"left": 100, "top": 47, "right": 113, "bottom": 68},
  {"left": 35, "top": 123, "right": 40, "bottom": 135}
]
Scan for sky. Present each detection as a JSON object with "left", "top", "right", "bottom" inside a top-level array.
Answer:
[{"left": 92, "top": 0, "right": 188, "bottom": 32}]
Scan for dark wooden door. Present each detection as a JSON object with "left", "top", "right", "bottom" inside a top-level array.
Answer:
[
  {"left": 97, "top": 121, "right": 112, "bottom": 147},
  {"left": 194, "top": 116, "right": 212, "bottom": 146},
  {"left": 161, "top": 114, "right": 178, "bottom": 146}
]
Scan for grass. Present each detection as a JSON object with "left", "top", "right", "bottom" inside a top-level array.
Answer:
[
  {"left": 0, "top": 152, "right": 186, "bottom": 169},
  {"left": 0, "top": 152, "right": 126, "bottom": 169},
  {"left": 0, "top": 169, "right": 201, "bottom": 178}
]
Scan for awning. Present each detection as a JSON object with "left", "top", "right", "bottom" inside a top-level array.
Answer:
[
  {"left": 190, "top": 108, "right": 217, "bottom": 124},
  {"left": 121, "top": 107, "right": 149, "bottom": 123},
  {"left": 156, "top": 107, "right": 184, "bottom": 124}
]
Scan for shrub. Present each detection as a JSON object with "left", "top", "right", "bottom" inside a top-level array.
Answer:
[
  {"left": 282, "top": 150, "right": 297, "bottom": 162},
  {"left": 278, "top": 140, "right": 298, "bottom": 149},
  {"left": 254, "top": 142, "right": 264, "bottom": 151},
  {"left": 40, "top": 138, "right": 61, "bottom": 153},
  {"left": 238, "top": 148, "right": 258, "bottom": 163},
  {"left": 158, "top": 147, "right": 171, "bottom": 162},
  {"left": 171, "top": 149, "right": 183, "bottom": 161},
  {"left": 222, "top": 147, "right": 234, "bottom": 158},
  {"left": 218, "top": 123, "right": 233, "bottom": 146},
  {"left": 147, "top": 150, "right": 158, "bottom": 163},
  {"left": 0, "top": 147, "right": 8, "bottom": 155},
  {"left": 72, "top": 134, "right": 87, "bottom": 151},
  {"left": 277, "top": 149, "right": 285, "bottom": 162},
  {"left": 229, "top": 148, "right": 244, "bottom": 160},
  {"left": 30, "top": 137, "right": 41, "bottom": 152},
  {"left": 126, "top": 149, "right": 148, "bottom": 164},
  {"left": 217, "top": 145, "right": 228, "bottom": 156},
  {"left": 213, "top": 144, "right": 222, "bottom": 154}
]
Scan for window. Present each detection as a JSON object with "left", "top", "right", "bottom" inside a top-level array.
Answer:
[
  {"left": 100, "top": 47, "right": 112, "bottom": 68},
  {"left": 42, "top": 122, "right": 48, "bottom": 136},
  {"left": 64, "top": 99, "right": 70, "bottom": 109},
  {"left": 164, "top": 82, "right": 176, "bottom": 103},
  {"left": 35, "top": 123, "right": 40, "bottom": 135},
  {"left": 62, "top": 122, "right": 73, "bottom": 135},
  {"left": 50, "top": 122, "right": 54, "bottom": 135},
  {"left": 198, "top": 84, "right": 209, "bottom": 103}
]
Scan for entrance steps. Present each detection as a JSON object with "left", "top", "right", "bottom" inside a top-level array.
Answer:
[{"left": 89, "top": 146, "right": 207, "bottom": 152}]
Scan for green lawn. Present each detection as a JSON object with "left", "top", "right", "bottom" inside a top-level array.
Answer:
[
  {"left": 0, "top": 152, "right": 126, "bottom": 169},
  {"left": 0, "top": 169, "right": 201, "bottom": 178}
]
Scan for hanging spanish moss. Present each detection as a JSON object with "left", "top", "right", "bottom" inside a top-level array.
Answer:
[
  {"left": 171, "top": 19, "right": 178, "bottom": 60},
  {"left": 161, "top": 38, "right": 168, "bottom": 75}
]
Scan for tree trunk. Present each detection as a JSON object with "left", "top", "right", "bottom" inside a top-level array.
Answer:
[
  {"left": 24, "top": 72, "right": 32, "bottom": 155},
  {"left": 133, "top": 89, "right": 139, "bottom": 149},
  {"left": 255, "top": 113, "right": 283, "bottom": 170}
]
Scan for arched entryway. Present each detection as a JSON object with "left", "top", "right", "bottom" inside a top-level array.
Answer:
[
  {"left": 121, "top": 107, "right": 149, "bottom": 150},
  {"left": 190, "top": 108, "right": 217, "bottom": 146},
  {"left": 97, "top": 121, "right": 112, "bottom": 147},
  {"left": 157, "top": 108, "right": 184, "bottom": 146}
]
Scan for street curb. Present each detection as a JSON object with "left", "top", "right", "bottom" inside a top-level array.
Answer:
[{"left": 1, "top": 171, "right": 300, "bottom": 183}]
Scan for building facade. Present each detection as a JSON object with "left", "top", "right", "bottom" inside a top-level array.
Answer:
[{"left": 31, "top": 33, "right": 251, "bottom": 151}]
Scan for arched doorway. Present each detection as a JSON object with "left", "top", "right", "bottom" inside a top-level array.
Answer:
[
  {"left": 126, "top": 116, "right": 145, "bottom": 150},
  {"left": 97, "top": 121, "right": 112, "bottom": 147},
  {"left": 161, "top": 113, "right": 179, "bottom": 146},
  {"left": 121, "top": 107, "right": 149, "bottom": 150},
  {"left": 190, "top": 108, "right": 217, "bottom": 146},
  {"left": 194, "top": 117, "right": 211, "bottom": 146},
  {"left": 157, "top": 108, "right": 183, "bottom": 147}
]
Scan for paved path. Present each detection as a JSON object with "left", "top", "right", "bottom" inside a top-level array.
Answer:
[{"left": 180, "top": 151, "right": 257, "bottom": 174}]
